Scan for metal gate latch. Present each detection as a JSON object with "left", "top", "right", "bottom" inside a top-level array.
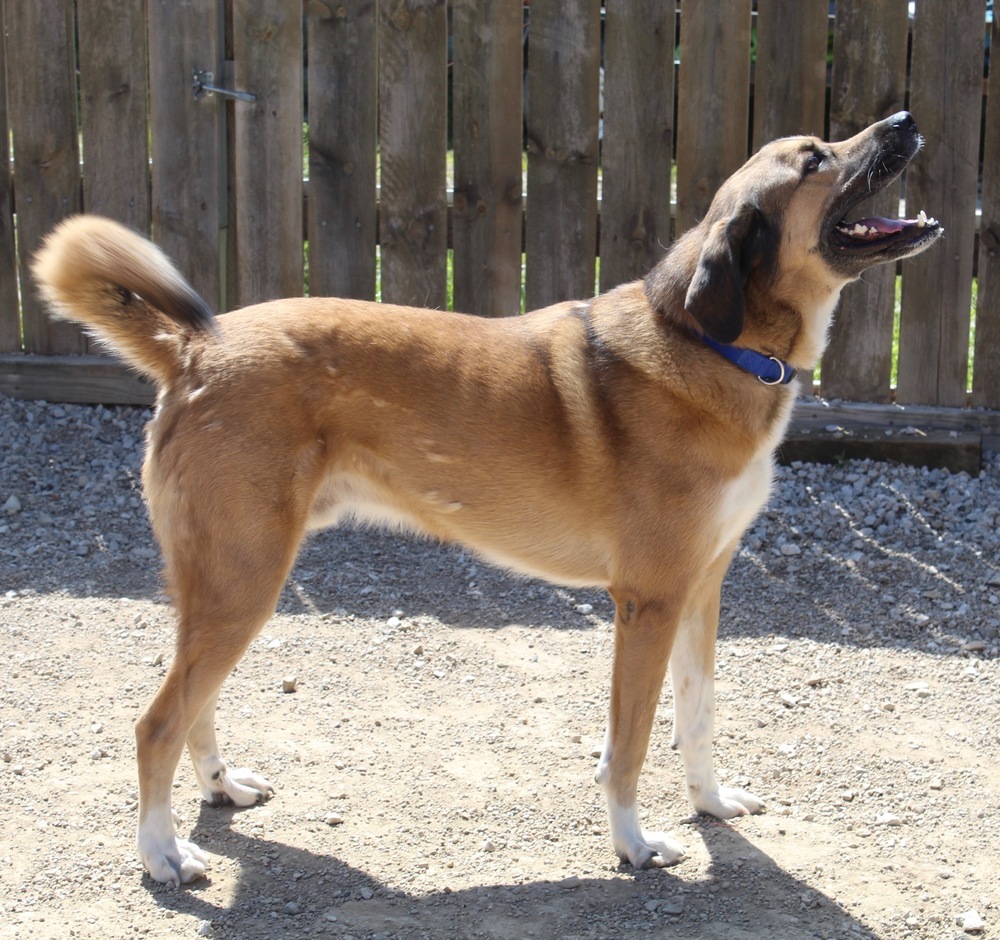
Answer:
[{"left": 192, "top": 69, "right": 257, "bottom": 103}]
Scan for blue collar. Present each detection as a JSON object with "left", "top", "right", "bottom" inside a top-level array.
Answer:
[{"left": 697, "top": 334, "right": 798, "bottom": 385}]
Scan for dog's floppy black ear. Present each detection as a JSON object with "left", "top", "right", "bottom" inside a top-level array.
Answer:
[{"left": 684, "top": 203, "right": 765, "bottom": 344}]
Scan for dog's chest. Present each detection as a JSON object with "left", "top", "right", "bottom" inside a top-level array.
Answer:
[
  {"left": 711, "top": 454, "right": 774, "bottom": 558},
  {"left": 708, "top": 396, "right": 794, "bottom": 559}
]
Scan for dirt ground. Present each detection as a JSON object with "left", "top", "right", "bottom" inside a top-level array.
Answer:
[{"left": 1, "top": 401, "right": 998, "bottom": 939}]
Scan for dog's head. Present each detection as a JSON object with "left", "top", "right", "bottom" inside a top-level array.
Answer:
[{"left": 645, "top": 112, "right": 943, "bottom": 356}]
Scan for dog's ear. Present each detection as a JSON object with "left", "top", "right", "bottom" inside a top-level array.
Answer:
[{"left": 684, "top": 203, "right": 766, "bottom": 344}]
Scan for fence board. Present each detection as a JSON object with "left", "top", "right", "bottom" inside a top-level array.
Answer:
[
  {"left": 77, "top": 0, "right": 150, "bottom": 231},
  {"left": 675, "top": 0, "right": 752, "bottom": 236},
  {"left": 752, "top": 0, "right": 828, "bottom": 147},
  {"left": 822, "top": 0, "right": 908, "bottom": 403},
  {"left": 306, "top": 0, "right": 377, "bottom": 301},
  {"left": 897, "top": 0, "right": 983, "bottom": 407},
  {"left": 973, "top": 13, "right": 1000, "bottom": 409},
  {"left": 599, "top": 0, "right": 675, "bottom": 292},
  {"left": 147, "top": 0, "right": 224, "bottom": 311},
  {"left": 452, "top": 0, "right": 523, "bottom": 317},
  {"left": 0, "top": 2, "right": 19, "bottom": 353},
  {"left": 379, "top": 0, "right": 448, "bottom": 309},
  {"left": 5, "top": 0, "right": 84, "bottom": 355},
  {"left": 524, "top": 0, "right": 601, "bottom": 311},
  {"left": 232, "top": 0, "right": 303, "bottom": 304}
]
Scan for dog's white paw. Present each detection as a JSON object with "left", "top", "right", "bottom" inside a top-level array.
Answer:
[
  {"left": 691, "top": 785, "right": 765, "bottom": 819},
  {"left": 615, "top": 830, "right": 687, "bottom": 869},
  {"left": 203, "top": 767, "right": 274, "bottom": 808},
  {"left": 607, "top": 801, "right": 686, "bottom": 869},
  {"left": 138, "top": 813, "right": 210, "bottom": 886}
]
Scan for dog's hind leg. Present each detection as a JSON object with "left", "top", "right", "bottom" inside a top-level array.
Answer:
[
  {"left": 596, "top": 587, "right": 686, "bottom": 869},
  {"left": 669, "top": 543, "right": 765, "bottom": 819},
  {"left": 134, "top": 502, "right": 305, "bottom": 886},
  {"left": 187, "top": 691, "right": 275, "bottom": 807}
]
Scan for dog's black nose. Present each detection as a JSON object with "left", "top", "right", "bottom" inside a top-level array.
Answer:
[{"left": 888, "top": 111, "right": 916, "bottom": 132}]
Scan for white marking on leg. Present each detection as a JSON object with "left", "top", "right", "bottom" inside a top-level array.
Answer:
[
  {"left": 137, "top": 803, "right": 209, "bottom": 887},
  {"left": 595, "top": 728, "right": 684, "bottom": 868},
  {"left": 187, "top": 694, "right": 275, "bottom": 807},
  {"left": 670, "top": 613, "right": 765, "bottom": 818}
]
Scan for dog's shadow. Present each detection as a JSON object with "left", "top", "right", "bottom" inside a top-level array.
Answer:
[{"left": 146, "top": 802, "right": 880, "bottom": 939}]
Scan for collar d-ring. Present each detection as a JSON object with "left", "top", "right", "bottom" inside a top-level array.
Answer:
[{"left": 758, "top": 357, "right": 787, "bottom": 386}]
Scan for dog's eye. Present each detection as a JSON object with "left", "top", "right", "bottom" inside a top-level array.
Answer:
[{"left": 803, "top": 152, "right": 823, "bottom": 175}]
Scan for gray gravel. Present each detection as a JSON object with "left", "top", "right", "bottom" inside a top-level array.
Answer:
[{"left": 1, "top": 392, "right": 998, "bottom": 940}]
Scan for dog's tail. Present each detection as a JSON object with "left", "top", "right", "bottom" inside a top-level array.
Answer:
[{"left": 32, "top": 215, "right": 217, "bottom": 386}]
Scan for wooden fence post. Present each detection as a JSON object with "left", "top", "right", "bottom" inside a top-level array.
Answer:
[
  {"left": 232, "top": 0, "right": 304, "bottom": 304},
  {"left": 675, "top": 0, "right": 752, "bottom": 237},
  {"left": 524, "top": 0, "right": 601, "bottom": 310},
  {"left": 823, "top": 0, "right": 908, "bottom": 403},
  {"left": 452, "top": 0, "right": 524, "bottom": 317},
  {"left": 379, "top": 0, "right": 448, "bottom": 310},
  {"left": 306, "top": 0, "right": 378, "bottom": 302},
  {"left": 897, "top": 0, "right": 983, "bottom": 406},
  {"left": 148, "top": 0, "right": 225, "bottom": 312},
  {"left": 77, "top": 0, "right": 151, "bottom": 234},
  {"left": 973, "top": 11, "right": 1000, "bottom": 409},
  {"left": 599, "top": 0, "right": 675, "bottom": 292},
  {"left": 0, "top": 1, "right": 19, "bottom": 353},
  {"left": 5, "top": 0, "right": 85, "bottom": 354},
  {"left": 752, "top": 0, "right": 828, "bottom": 147}
]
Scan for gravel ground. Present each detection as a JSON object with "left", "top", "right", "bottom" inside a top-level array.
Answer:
[{"left": 1, "top": 392, "right": 998, "bottom": 940}]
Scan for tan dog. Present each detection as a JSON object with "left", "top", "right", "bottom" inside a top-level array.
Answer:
[{"left": 34, "top": 112, "right": 941, "bottom": 886}]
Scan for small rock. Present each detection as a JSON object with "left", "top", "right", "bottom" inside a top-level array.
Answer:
[
  {"left": 958, "top": 909, "right": 985, "bottom": 933},
  {"left": 780, "top": 692, "right": 798, "bottom": 708},
  {"left": 557, "top": 876, "right": 582, "bottom": 889},
  {"left": 480, "top": 840, "right": 496, "bottom": 853},
  {"left": 574, "top": 603, "right": 594, "bottom": 615},
  {"left": 197, "top": 921, "right": 213, "bottom": 937},
  {"left": 282, "top": 676, "right": 297, "bottom": 693},
  {"left": 386, "top": 616, "right": 401, "bottom": 629},
  {"left": 3, "top": 495, "right": 21, "bottom": 514},
  {"left": 413, "top": 645, "right": 424, "bottom": 656},
  {"left": 282, "top": 902, "right": 301, "bottom": 916},
  {"left": 876, "top": 813, "right": 903, "bottom": 827},
  {"left": 359, "top": 887, "right": 374, "bottom": 900},
  {"left": 780, "top": 543, "right": 801, "bottom": 556},
  {"left": 805, "top": 675, "right": 825, "bottom": 687},
  {"left": 324, "top": 814, "right": 344, "bottom": 826}
]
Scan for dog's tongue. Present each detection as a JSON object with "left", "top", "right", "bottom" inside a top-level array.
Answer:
[{"left": 853, "top": 217, "right": 908, "bottom": 234}]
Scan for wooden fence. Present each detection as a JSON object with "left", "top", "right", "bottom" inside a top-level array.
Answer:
[{"left": 1, "top": 0, "right": 998, "bottom": 437}]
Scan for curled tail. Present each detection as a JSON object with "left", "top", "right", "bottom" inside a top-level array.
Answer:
[{"left": 32, "top": 215, "right": 216, "bottom": 386}]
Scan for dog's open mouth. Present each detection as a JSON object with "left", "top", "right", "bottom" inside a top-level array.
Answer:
[{"left": 831, "top": 208, "right": 941, "bottom": 255}]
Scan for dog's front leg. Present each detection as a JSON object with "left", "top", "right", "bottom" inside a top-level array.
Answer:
[
  {"left": 669, "top": 545, "right": 765, "bottom": 819},
  {"left": 596, "top": 590, "right": 685, "bottom": 868}
]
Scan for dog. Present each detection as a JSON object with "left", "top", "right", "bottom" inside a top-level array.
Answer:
[{"left": 33, "top": 112, "right": 942, "bottom": 886}]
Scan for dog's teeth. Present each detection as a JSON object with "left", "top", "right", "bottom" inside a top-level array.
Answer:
[
  {"left": 852, "top": 223, "right": 867, "bottom": 236},
  {"left": 916, "top": 209, "right": 928, "bottom": 227}
]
